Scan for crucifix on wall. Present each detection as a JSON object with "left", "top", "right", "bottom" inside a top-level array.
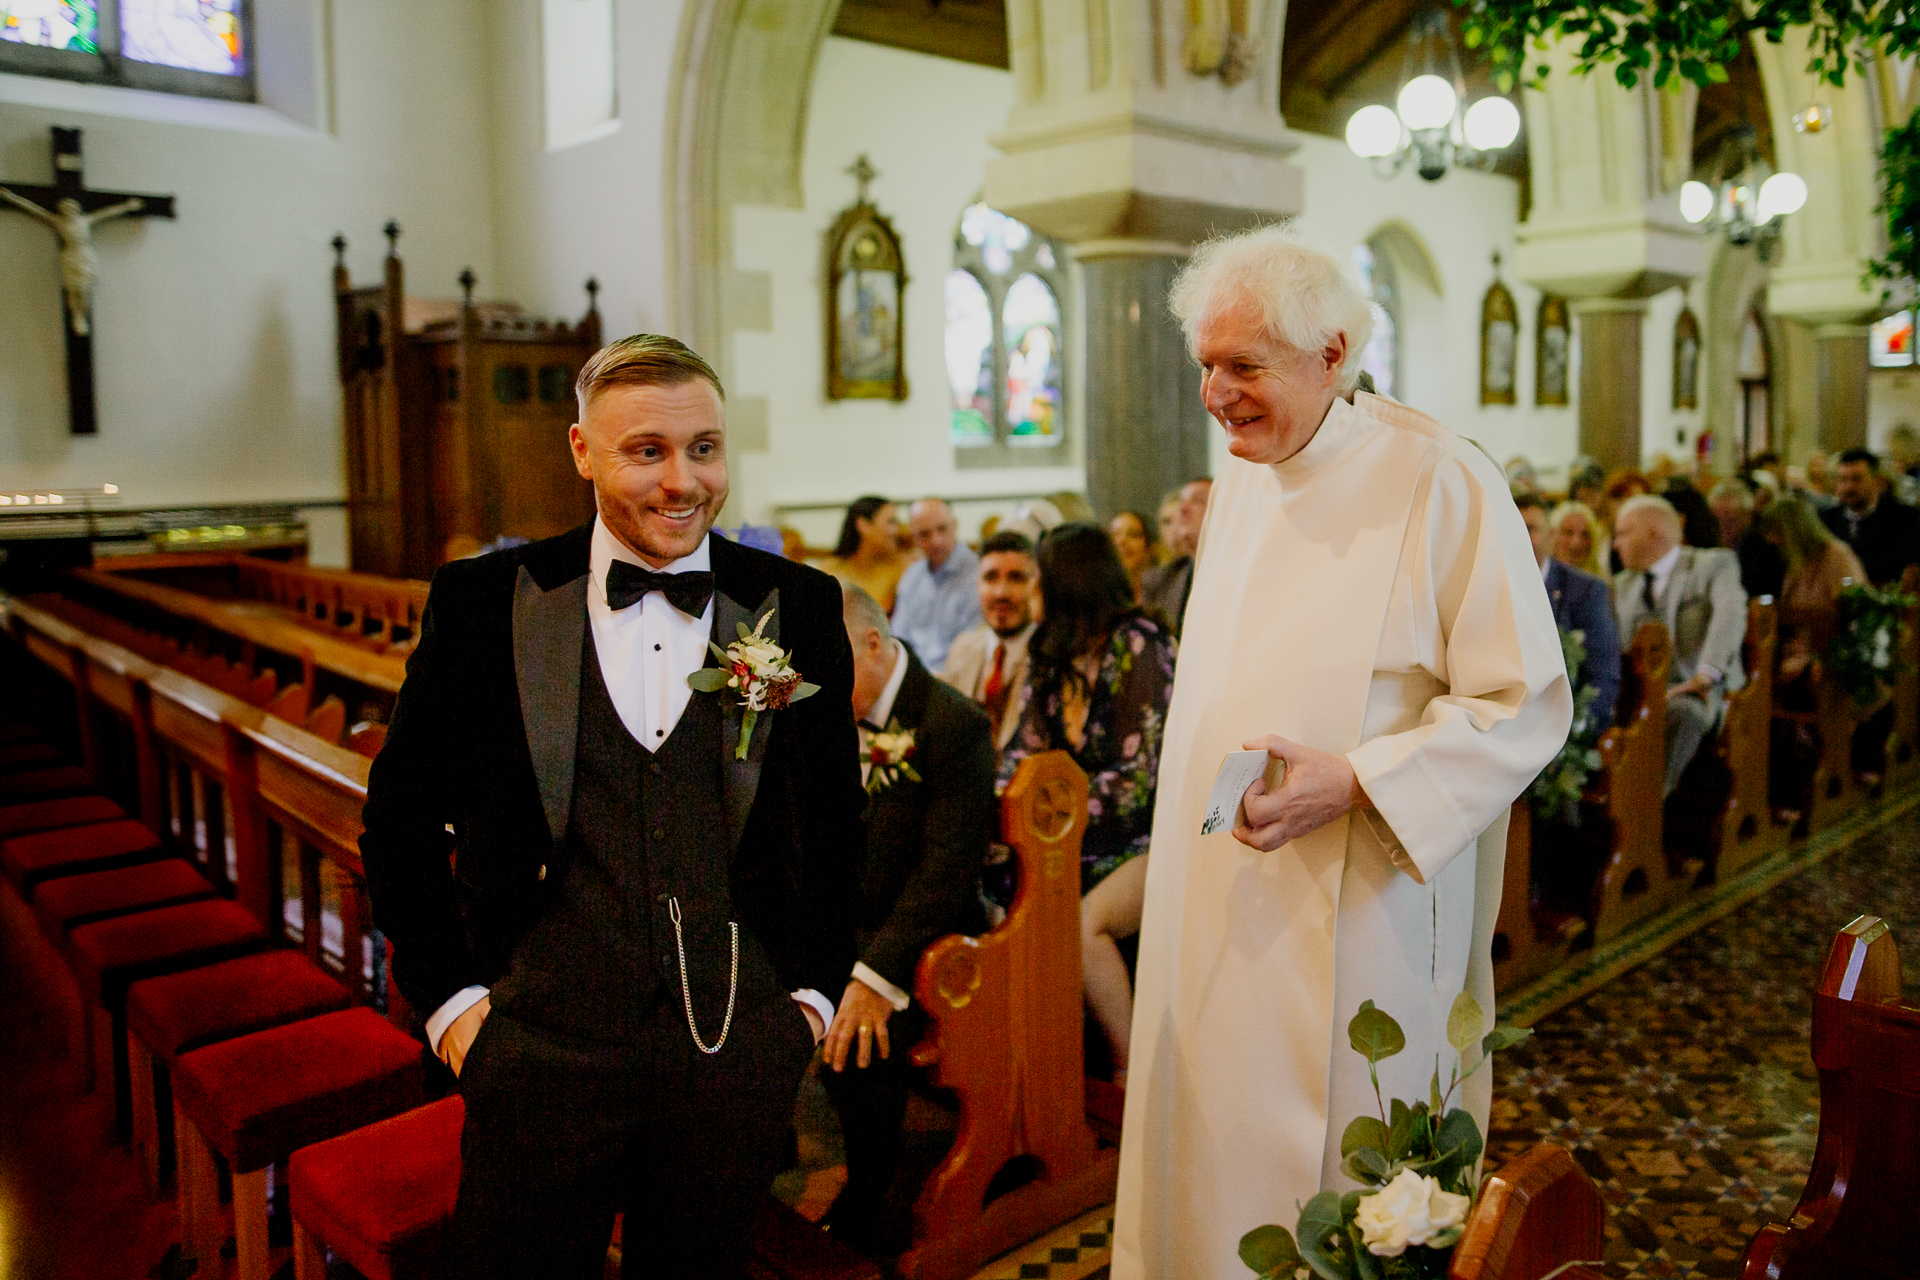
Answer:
[{"left": 0, "top": 126, "right": 177, "bottom": 436}]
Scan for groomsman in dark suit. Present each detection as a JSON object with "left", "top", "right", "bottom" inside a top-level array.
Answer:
[
  {"left": 820, "top": 584, "right": 996, "bottom": 1253},
  {"left": 360, "top": 335, "right": 864, "bottom": 1279},
  {"left": 1823, "top": 448, "right": 1920, "bottom": 587}
]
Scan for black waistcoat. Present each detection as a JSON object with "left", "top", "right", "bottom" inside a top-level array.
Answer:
[{"left": 489, "top": 627, "right": 781, "bottom": 1043}]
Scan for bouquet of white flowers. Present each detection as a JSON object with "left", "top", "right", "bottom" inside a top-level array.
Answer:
[{"left": 1238, "top": 993, "right": 1531, "bottom": 1280}]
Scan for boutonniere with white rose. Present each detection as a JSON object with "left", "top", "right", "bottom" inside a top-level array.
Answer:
[
  {"left": 1238, "top": 992, "right": 1538, "bottom": 1280},
  {"left": 688, "top": 610, "right": 820, "bottom": 759},
  {"left": 864, "top": 719, "right": 921, "bottom": 795}
]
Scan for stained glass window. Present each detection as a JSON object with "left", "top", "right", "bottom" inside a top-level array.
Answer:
[
  {"left": 0, "top": 0, "right": 249, "bottom": 97},
  {"left": 1871, "top": 311, "right": 1916, "bottom": 368},
  {"left": 2, "top": 1, "right": 98, "bottom": 50},
  {"left": 1351, "top": 242, "right": 1398, "bottom": 399},
  {"left": 120, "top": 0, "right": 243, "bottom": 74},
  {"left": 948, "top": 202, "right": 1068, "bottom": 454},
  {"left": 946, "top": 270, "right": 995, "bottom": 444}
]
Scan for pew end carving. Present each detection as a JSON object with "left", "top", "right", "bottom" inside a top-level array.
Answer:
[
  {"left": 1448, "top": 1143, "right": 1608, "bottom": 1280},
  {"left": 1590, "top": 621, "right": 1682, "bottom": 943},
  {"left": 1715, "top": 599, "right": 1786, "bottom": 881},
  {"left": 898, "top": 751, "right": 1117, "bottom": 1280},
  {"left": 1740, "top": 915, "right": 1919, "bottom": 1278}
]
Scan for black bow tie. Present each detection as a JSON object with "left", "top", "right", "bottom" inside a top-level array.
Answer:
[{"left": 605, "top": 560, "right": 715, "bottom": 616}]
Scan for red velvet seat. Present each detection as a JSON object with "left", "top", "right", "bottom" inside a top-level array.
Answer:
[
  {"left": 171, "top": 1008, "right": 428, "bottom": 1280},
  {"left": 0, "top": 793, "right": 127, "bottom": 838},
  {"left": 0, "top": 720, "right": 39, "bottom": 745},
  {"left": 127, "top": 949, "right": 355, "bottom": 1064},
  {"left": 33, "top": 859, "right": 217, "bottom": 943},
  {"left": 0, "top": 764, "right": 95, "bottom": 803},
  {"left": 0, "top": 740, "right": 63, "bottom": 771},
  {"left": 289, "top": 1096, "right": 465, "bottom": 1280},
  {"left": 1, "top": 818, "right": 166, "bottom": 895}
]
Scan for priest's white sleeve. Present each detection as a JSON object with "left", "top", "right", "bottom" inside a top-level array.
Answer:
[{"left": 1346, "top": 447, "right": 1573, "bottom": 884}]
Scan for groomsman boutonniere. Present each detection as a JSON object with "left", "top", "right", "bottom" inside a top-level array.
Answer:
[
  {"left": 864, "top": 721, "right": 921, "bottom": 795},
  {"left": 688, "top": 610, "right": 819, "bottom": 759}
]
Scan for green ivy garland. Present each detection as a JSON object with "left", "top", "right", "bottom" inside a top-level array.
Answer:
[
  {"left": 1526, "top": 626, "right": 1603, "bottom": 826},
  {"left": 1869, "top": 106, "right": 1920, "bottom": 300},
  {"left": 1827, "top": 581, "right": 1916, "bottom": 708}
]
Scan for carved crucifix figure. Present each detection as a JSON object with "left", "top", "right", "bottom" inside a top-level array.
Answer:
[{"left": 0, "top": 126, "right": 176, "bottom": 435}]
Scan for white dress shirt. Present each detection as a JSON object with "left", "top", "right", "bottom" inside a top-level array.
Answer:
[
  {"left": 852, "top": 642, "right": 913, "bottom": 1011},
  {"left": 425, "top": 518, "right": 834, "bottom": 1053}
]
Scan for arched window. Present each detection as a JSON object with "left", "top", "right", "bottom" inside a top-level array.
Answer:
[
  {"left": 948, "top": 202, "right": 1068, "bottom": 457},
  {"left": 0, "top": 0, "right": 252, "bottom": 99},
  {"left": 1351, "top": 241, "right": 1398, "bottom": 398},
  {"left": 1738, "top": 309, "right": 1771, "bottom": 462}
]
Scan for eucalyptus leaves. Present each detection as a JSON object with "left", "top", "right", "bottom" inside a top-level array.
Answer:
[
  {"left": 1526, "top": 626, "right": 1604, "bottom": 826},
  {"left": 687, "top": 611, "right": 820, "bottom": 758},
  {"left": 1239, "top": 994, "right": 1532, "bottom": 1280},
  {"left": 1827, "top": 582, "right": 1917, "bottom": 709}
]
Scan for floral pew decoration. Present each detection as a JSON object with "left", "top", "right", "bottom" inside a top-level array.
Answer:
[{"left": 1238, "top": 992, "right": 1534, "bottom": 1280}]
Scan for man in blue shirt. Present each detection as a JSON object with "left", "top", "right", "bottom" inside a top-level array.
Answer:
[{"left": 891, "top": 499, "right": 981, "bottom": 671}]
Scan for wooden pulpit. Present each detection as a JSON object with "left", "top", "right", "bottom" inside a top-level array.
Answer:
[{"left": 898, "top": 751, "right": 1117, "bottom": 1280}]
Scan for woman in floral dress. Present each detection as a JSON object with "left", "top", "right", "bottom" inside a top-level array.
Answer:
[{"left": 999, "top": 522, "right": 1177, "bottom": 1084}]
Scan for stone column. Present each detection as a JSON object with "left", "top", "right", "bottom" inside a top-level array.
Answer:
[
  {"left": 1573, "top": 300, "right": 1648, "bottom": 471},
  {"left": 1076, "top": 244, "right": 1213, "bottom": 518},
  {"left": 1815, "top": 324, "right": 1870, "bottom": 453},
  {"left": 984, "top": 0, "right": 1303, "bottom": 516}
]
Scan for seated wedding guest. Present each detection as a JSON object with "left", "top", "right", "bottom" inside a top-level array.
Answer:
[
  {"left": 1567, "top": 457, "right": 1607, "bottom": 513},
  {"left": 1711, "top": 477, "right": 1786, "bottom": 600},
  {"left": 1823, "top": 448, "right": 1920, "bottom": 587},
  {"left": 1757, "top": 496, "right": 1865, "bottom": 815},
  {"left": 1663, "top": 477, "right": 1725, "bottom": 549},
  {"left": 1153, "top": 489, "right": 1181, "bottom": 555},
  {"left": 828, "top": 496, "right": 910, "bottom": 613},
  {"left": 1887, "top": 422, "right": 1920, "bottom": 503},
  {"left": 1505, "top": 455, "right": 1541, "bottom": 496},
  {"left": 822, "top": 585, "right": 995, "bottom": 1254},
  {"left": 945, "top": 531, "right": 1038, "bottom": 750},
  {"left": 1107, "top": 509, "right": 1156, "bottom": 601},
  {"left": 1613, "top": 495, "right": 1748, "bottom": 795},
  {"left": 891, "top": 498, "right": 981, "bottom": 672},
  {"left": 1805, "top": 451, "right": 1838, "bottom": 504},
  {"left": 1518, "top": 494, "right": 1620, "bottom": 726},
  {"left": 998, "top": 523, "right": 1176, "bottom": 1086},
  {"left": 1138, "top": 477, "right": 1211, "bottom": 633},
  {"left": 1601, "top": 469, "right": 1651, "bottom": 573},
  {"left": 1549, "top": 500, "right": 1607, "bottom": 578}
]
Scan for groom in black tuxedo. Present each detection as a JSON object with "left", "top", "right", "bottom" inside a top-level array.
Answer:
[
  {"left": 818, "top": 584, "right": 995, "bottom": 1252},
  {"left": 360, "top": 334, "right": 864, "bottom": 1279}
]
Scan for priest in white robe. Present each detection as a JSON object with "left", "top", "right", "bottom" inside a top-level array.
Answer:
[{"left": 1111, "top": 230, "right": 1572, "bottom": 1280}]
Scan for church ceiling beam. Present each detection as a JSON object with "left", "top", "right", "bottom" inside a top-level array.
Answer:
[{"left": 832, "top": 0, "right": 1010, "bottom": 69}]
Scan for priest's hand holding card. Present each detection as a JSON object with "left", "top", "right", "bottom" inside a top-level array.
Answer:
[{"left": 1231, "top": 734, "right": 1371, "bottom": 851}]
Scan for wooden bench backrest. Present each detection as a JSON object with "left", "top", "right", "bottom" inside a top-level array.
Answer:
[
  {"left": 1590, "top": 619, "right": 1673, "bottom": 941},
  {"left": 1718, "top": 598, "right": 1781, "bottom": 878},
  {"left": 1449, "top": 1143, "right": 1607, "bottom": 1280},
  {"left": 1743, "top": 915, "right": 1919, "bottom": 1278}
]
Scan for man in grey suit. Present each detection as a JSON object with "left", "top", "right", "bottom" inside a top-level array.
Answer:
[{"left": 1613, "top": 495, "right": 1748, "bottom": 795}]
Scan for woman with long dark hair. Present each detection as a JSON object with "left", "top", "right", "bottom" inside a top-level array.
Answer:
[
  {"left": 998, "top": 523, "right": 1176, "bottom": 1085},
  {"left": 826, "top": 495, "right": 909, "bottom": 613},
  {"left": 1106, "top": 509, "right": 1156, "bottom": 602}
]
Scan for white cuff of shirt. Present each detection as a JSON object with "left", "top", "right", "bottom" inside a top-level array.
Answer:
[
  {"left": 791, "top": 989, "right": 835, "bottom": 1040},
  {"left": 425, "top": 985, "right": 490, "bottom": 1056},
  {"left": 1696, "top": 662, "right": 1723, "bottom": 685},
  {"left": 851, "top": 962, "right": 912, "bottom": 1012}
]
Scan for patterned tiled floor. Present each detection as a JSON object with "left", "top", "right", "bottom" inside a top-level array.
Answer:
[{"left": 1482, "top": 801, "right": 1920, "bottom": 1278}]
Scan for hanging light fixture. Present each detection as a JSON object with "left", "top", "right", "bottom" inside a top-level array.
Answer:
[
  {"left": 1678, "top": 125, "right": 1808, "bottom": 262},
  {"left": 1345, "top": 6, "right": 1520, "bottom": 181}
]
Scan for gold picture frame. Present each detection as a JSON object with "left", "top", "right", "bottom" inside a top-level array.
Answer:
[
  {"left": 1536, "top": 295, "right": 1570, "bottom": 406},
  {"left": 1480, "top": 257, "right": 1518, "bottom": 406},
  {"left": 1673, "top": 305, "right": 1701, "bottom": 410},
  {"left": 825, "top": 164, "right": 908, "bottom": 401}
]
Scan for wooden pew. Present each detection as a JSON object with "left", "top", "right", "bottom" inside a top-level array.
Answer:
[
  {"left": 1715, "top": 599, "right": 1786, "bottom": 881},
  {"left": 1492, "top": 802, "right": 1583, "bottom": 993},
  {"left": 1741, "top": 915, "right": 1919, "bottom": 1278},
  {"left": 895, "top": 752, "right": 1115, "bottom": 1280},
  {"left": 1882, "top": 565, "right": 1920, "bottom": 791},
  {"left": 1589, "top": 620, "right": 1683, "bottom": 943},
  {"left": 1803, "top": 665, "right": 1866, "bottom": 834}
]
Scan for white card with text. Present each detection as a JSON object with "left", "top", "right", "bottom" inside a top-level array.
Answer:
[{"left": 1200, "top": 749, "right": 1278, "bottom": 835}]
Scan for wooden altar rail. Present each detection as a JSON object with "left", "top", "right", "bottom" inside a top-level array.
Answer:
[{"left": 4, "top": 595, "right": 401, "bottom": 1023}]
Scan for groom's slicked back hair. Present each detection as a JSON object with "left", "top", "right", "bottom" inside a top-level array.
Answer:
[
  {"left": 1168, "top": 226, "right": 1374, "bottom": 395},
  {"left": 575, "top": 333, "right": 726, "bottom": 416}
]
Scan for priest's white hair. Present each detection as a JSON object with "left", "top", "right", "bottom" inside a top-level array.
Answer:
[{"left": 1168, "top": 227, "right": 1374, "bottom": 394}]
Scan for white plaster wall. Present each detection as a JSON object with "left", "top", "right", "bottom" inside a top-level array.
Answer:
[
  {"left": 0, "top": 0, "right": 502, "bottom": 543},
  {"left": 1258, "top": 132, "right": 1581, "bottom": 484},
  {"left": 1870, "top": 369, "right": 1920, "bottom": 451},
  {"left": 1642, "top": 286, "right": 1707, "bottom": 466},
  {"left": 728, "top": 37, "right": 1083, "bottom": 531}
]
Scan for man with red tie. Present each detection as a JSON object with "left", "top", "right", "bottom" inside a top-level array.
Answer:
[{"left": 941, "top": 530, "right": 1037, "bottom": 750}]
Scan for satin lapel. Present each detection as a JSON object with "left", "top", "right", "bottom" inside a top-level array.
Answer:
[
  {"left": 713, "top": 585, "right": 781, "bottom": 853},
  {"left": 513, "top": 566, "right": 588, "bottom": 851}
]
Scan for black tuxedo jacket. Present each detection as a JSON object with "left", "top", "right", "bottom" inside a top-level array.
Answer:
[
  {"left": 1822, "top": 496, "right": 1920, "bottom": 587},
  {"left": 855, "top": 647, "right": 996, "bottom": 992},
  {"left": 360, "top": 524, "right": 865, "bottom": 1022}
]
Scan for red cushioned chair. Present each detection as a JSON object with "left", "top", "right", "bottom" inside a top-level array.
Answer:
[
  {"left": 67, "top": 898, "right": 269, "bottom": 1140},
  {"left": 0, "top": 764, "right": 96, "bottom": 803},
  {"left": 33, "top": 859, "right": 219, "bottom": 944},
  {"left": 125, "top": 950, "right": 355, "bottom": 1193},
  {"left": 289, "top": 1095, "right": 465, "bottom": 1280},
  {"left": 1, "top": 818, "right": 167, "bottom": 895},
  {"left": 171, "top": 1008, "right": 427, "bottom": 1280},
  {"left": 0, "top": 740, "right": 64, "bottom": 771},
  {"left": 0, "top": 793, "right": 127, "bottom": 838}
]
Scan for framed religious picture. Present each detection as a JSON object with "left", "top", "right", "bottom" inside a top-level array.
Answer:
[
  {"left": 1673, "top": 304, "right": 1702, "bottom": 410},
  {"left": 1480, "top": 257, "right": 1517, "bottom": 406},
  {"left": 825, "top": 157, "right": 908, "bottom": 400},
  {"left": 1535, "top": 294, "right": 1570, "bottom": 406}
]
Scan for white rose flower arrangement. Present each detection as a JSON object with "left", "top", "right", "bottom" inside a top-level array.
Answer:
[
  {"left": 1238, "top": 992, "right": 1532, "bottom": 1280},
  {"left": 687, "top": 610, "right": 820, "bottom": 758}
]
